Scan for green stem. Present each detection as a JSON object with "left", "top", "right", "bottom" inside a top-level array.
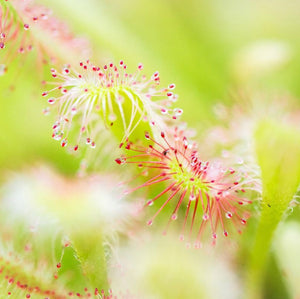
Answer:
[
  {"left": 245, "top": 208, "right": 282, "bottom": 298},
  {"left": 245, "top": 120, "right": 300, "bottom": 299}
]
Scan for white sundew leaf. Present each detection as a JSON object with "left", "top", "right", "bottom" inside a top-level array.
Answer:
[
  {"left": 43, "top": 61, "right": 181, "bottom": 157},
  {"left": 0, "top": 166, "right": 139, "bottom": 297}
]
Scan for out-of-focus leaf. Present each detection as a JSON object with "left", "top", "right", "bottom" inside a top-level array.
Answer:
[{"left": 246, "top": 120, "right": 300, "bottom": 299}]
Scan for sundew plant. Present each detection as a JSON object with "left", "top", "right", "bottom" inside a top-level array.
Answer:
[{"left": 1, "top": 0, "right": 300, "bottom": 298}]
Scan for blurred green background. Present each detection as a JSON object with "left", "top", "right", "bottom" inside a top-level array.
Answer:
[
  {"left": 1, "top": 0, "right": 300, "bottom": 298},
  {"left": 2, "top": 0, "right": 300, "bottom": 174}
]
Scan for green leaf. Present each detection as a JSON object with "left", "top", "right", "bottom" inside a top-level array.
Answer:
[
  {"left": 71, "top": 229, "right": 109, "bottom": 292},
  {"left": 245, "top": 120, "right": 300, "bottom": 299}
]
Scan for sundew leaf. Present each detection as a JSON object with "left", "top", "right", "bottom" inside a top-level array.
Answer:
[
  {"left": 245, "top": 120, "right": 300, "bottom": 299},
  {"left": 43, "top": 61, "right": 179, "bottom": 157},
  {"left": 44, "top": 193, "right": 110, "bottom": 291},
  {"left": 30, "top": 188, "right": 110, "bottom": 294},
  {"left": 0, "top": 0, "right": 91, "bottom": 73},
  {"left": 42, "top": 195, "right": 110, "bottom": 292},
  {"left": 71, "top": 229, "right": 109, "bottom": 292},
  {"left": 0, "top": 215, "right": 82, "bottom": 298},
  {"left": 0, "top": 169, "right": 120, "bottom": 297},
  {"left": 0, "top": 247, "right": 70, "bottom": 299}
]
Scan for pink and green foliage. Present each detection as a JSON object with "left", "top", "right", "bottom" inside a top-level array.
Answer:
[
  {"left": 0, "top": 0, "right": 90, "bottom": 74},
  {"left": 1, "top": 0, "right": 300, "bottom": 298},
  {"left": 42, "top": 60, "right": 180, "bottom": 152},
  {"left": 116, "top": 128, "right": 260, "bottom": 246}
]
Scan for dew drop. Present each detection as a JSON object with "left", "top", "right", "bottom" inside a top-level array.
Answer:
[
  {"left": 223, "top": 231, "right": 228, "bottom": 237},
  {"left": 147, "top": 200, "right": 153, "bottom": 206},
  {"left": 171, "top": 213, "right": 177, "bottom": 220},
  {"left": 147, "top": 220, "right": 153, "bottom": 226},
  {"left": 202, "top": 213, "right": 209, "bottom": 221},
  {"left": 161, "top": 108, "right": 168, "bottom": 115},
  {"left": 226, "top": 211, "right": 233, "bottom": 219},
  {"left": 173, "top": 108, "right": 183, "bottom": 116},
  {"left": 229, "top": 168, "right": 235, "bottom": 174},
  {"left": 212, "top": 233, "right": 217, "bottom": 239},
  {"left": 183, "top": 138, "right": 188, "bottom": 147},
  {"left": 241, "top": 219, "right": 247, "bottom": 225},
  {"left": 62, "top": 67, "right": 70, "bottom": 75},
  {"left": 0, "top": 42, "right": 5, "bottom": 49},
  {"left": 61, "top": 138, "right": 67, "bottom": 147},
  {"left": 189, "top": 194, "right": 196, "bottom": 201},
  {"left": 86, "top": 137, "right": 91, "bottom": 145},
  {"left": 47, "top": 97, "right": 56, "bottom": 104},
  {"left": 91, "top": 141, "right": 96, "bottom": 148},
  {"left": 71, "top": 106, "right": 77, "bottom": 115},
  {"left": 52, "top": 123, "right": 60, "bottom": 131},
  {"left": 179, "top": 234, "right": 184, "bottom": 241},
  {"left": 115, "top": 157, "right": 126, "bottom": 165},
  {"left": 24, "top": 24, "right": 30, "bottom": 30}
]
